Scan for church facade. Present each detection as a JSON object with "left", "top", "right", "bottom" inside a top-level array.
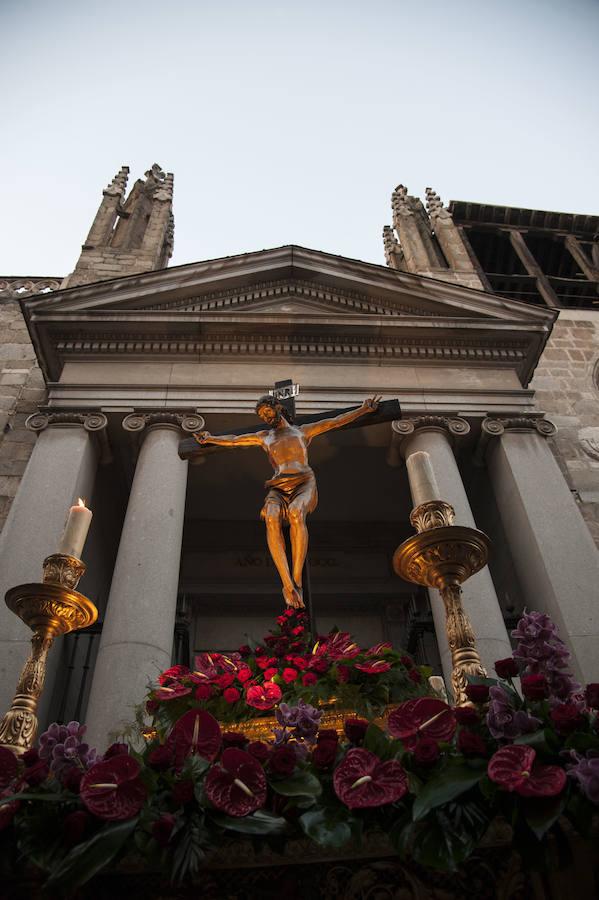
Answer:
[{"left": 0, "top": 166, "right": 598, "bottom": 749}]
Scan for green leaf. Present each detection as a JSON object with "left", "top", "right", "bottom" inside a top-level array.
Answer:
[
  {"left": 363, "top": 723, "right": 391, "bottom": 759},
  {"left": 412, "top": 760, "right": 486, "bottom": 821},
  {"left": 210, "top": 809, "right": 287, "bottom": 835},
  {"left": 45, "top": 817, "right": 138, "bottom": 892},
  {"left": 411, "top": 800, "right": 490, "bottom": 871},
  {"left": 299, "top": 809, "right": 352, "bottom": 849},
  {"left": 565, "top": 732, "right": 599, "bottom": 753},
  {"left": 270, "top": 771, "right": 322, "bottom": 799},
  {"left": 514, "top": 730, "right": 550, "bottom": 752},
  {"left": 465, "top": 674, "right": 498, "bottom": 687}
]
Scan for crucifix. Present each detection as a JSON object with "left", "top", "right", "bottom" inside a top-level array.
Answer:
[{"left": 178, "top": 381, "right": 401, "bottom": 611}]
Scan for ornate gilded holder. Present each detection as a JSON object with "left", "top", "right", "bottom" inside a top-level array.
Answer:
[
  {"left": 0, "top": 554, "right": 98, "bottom": 755},
  {"left": 393, "top": 501, "right": 490, "bottom": 705}
]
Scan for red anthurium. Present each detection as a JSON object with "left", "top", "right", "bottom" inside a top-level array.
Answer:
[
  {"left": 166, "top": 709, "right": 222, "bottom": 766},
  {"left": 245, "top": 681, "right": 282, "bottom": 711},
  {"left": 355, "top": 660, "right": 392, "bottom": 675},
  {"left": 80, "top": 756, "right": 146, "bottom": 821},
  {"left": 205, "top": 748, "right": 267, "bottom": 817},
  {"left": 193, "top": 653, "right": 219, "bottom": 680},
  {"left": 214, "top": 652, "right": 242, "bottom": 673},
  {"left": 366, "top": 642, "right": 393, "bottom": 657},
  {"left": 153, "top": 683, "right": 192, "bottom": 702},
  {"left": 333, "top": 748, "right": 408, "bottom": 809},
  {"left": 158, "top": 664, "right": 190, "bottom": 685},
  {"left": 321, "top": 632, "right": 361, "bottom": 660},
  {"left": 387, "top": 698, "right": 456, "bottom": 749},
  {"left": 488, "top": 745, "right": 566, "bottom": 797},
  {"left": 0, "top": 748, "right": 18, "bottom": 790}
]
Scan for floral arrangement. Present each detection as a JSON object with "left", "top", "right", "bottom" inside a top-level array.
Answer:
[
  {"left": 145, "top": 609, "right": 430, "bottom": 734},
  {"left": 0, "top": 610, "right": 598, "bottom": 894}
]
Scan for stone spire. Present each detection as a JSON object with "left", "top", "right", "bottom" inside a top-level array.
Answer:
[
  {"left": 425, "top": 186, "right": 481, "bottom": 283},
  {"left": 382, "top": 225, "right": 403, "bottom": 269},
  {"left": 62, "top": 164, "right": 175, "bottom": 289}
]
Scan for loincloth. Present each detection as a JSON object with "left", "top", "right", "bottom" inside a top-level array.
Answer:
[{"left": 260, "top": 470, "right": 318, "bottom": 523}]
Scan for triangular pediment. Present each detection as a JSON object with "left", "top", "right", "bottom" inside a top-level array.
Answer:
[{"left": 22, "top": 245, "right": 556, "bottom": 385}]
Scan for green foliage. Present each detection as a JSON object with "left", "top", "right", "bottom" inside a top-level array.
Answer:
[
  {"left": 299, "top": 808, "right": 352, "bottom": 849},
  {"left": 401, "top": 799, "right": 491, "bottom": 871},
  {"left": 210, "top": 809, "right": 287, "bottom": 835},
  {"left": 45, "top": 817, "right": 138, "bottom": 893},
  {"left": 270, "top": 770, "right": 323, "bottom": 799},
  {"left": 411, "top": 759, "right": 486, "bottom": 821},
  {"left": 170, "top": 812, "right": 210, "bottom": 883}
]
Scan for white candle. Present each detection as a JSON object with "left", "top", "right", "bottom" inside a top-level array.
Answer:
[
  {"left": 406, "top": 451, "right": 441, "bottom": 507},
  {"left": 57, "top": 498, "right": 93, "bottom": 559}
]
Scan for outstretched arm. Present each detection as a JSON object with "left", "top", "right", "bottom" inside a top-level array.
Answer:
[
  {"left": 301, "top": 396, "right": 381, "bottom": 441},
  {"left": 193, "top": 430, "right": 267, "bottom": 449}
]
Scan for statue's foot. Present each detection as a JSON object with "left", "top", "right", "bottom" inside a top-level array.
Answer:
[{"left": 283, "top": 585, "right": 305, "bottom": 609}]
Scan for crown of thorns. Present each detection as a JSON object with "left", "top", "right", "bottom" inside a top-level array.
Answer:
[{"left": 255, "top": 395, "right": 293, "bottom": 421}]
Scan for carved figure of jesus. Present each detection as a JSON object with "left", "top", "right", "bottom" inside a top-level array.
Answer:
[{"left": 193, "top": 395, "right": 381, "bottom": 609}]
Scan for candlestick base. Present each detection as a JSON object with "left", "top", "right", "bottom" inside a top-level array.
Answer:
[
  {"left": 0, "top": 555, "right": 97, "bottom": 755},
  {"left": 393, "top": 518, "right": 490, "bottom": 706}
]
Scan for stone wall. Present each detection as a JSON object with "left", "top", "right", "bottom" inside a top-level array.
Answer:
[
  {"left": 0, "top": 298, "right": 47, "bottom": 531},
  {"left": 530, "top": 309, "right": 599, "bottom": 548}
]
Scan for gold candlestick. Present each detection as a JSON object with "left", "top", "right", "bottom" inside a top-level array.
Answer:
[
  {"left": 0, "top": 554, "right": 98, "bottom": 755},
  {"left": 393, "top": 500, "right": 490, "bottom": 705}
]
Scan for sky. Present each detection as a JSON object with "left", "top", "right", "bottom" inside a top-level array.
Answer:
[{"left": 1, "top": 0, "right": 598, "bottom": 277}]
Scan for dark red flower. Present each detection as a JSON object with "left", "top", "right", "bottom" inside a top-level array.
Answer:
[
  {"left": 62, "top": 810, "right": 91, "bottom": 847},
  {"left": 269, "top": 746, "right": 296, "bottom": 777},
  {"left": 153, "top": 813, "right": 176, "bottom": 847},
  {"left": 21, "top": 748, "right": 39, "bottom": 767},
  {"left": 104, "top": 743, "right": 129, "bottom": 760},
  {"left": 263, "top": 667, "right": 279, "bottom": 681},
  {"left": 400, "top": 656, "right": 413, "bottom": 670},
  {"left": 172, "top": 779, "right": 194, "bottom": 806},
  {"left": 310, "top": 658, "right": 330, "bottom": 674},
  {"left": 0, "top": 747, "right": 18, "bottom": 790},
  {"left": 317, "top": 729, "right": 339, "bottom": 744},
  {"left": 465, "top": 683, "right": 490, "bottom": 703},
  {"left": 153, "top": 683, "right": 192, "bottom": 702},
  {"left": 488, "top": 745, "right": 566, "bottom": 797},
  {"left": 292, "top": 656, "right": 308, "bottom": 671},
  {"left": 413, "top": 738, "right": 440, "bottom": 766},
  {"left": 148, "top": 745, "right": 172, "bottom": 771},
  {"left": 455, "top": 706, "right": 480, "bottom": 726},
  {"left": 166, "top": 710, "right": 222, "bottom": 766},
  {"left": 80, "top": 756, "right": 146, "bottom": 821},
  {"left": 247, "top": 741, "right": 271, "bottom": 763},
  {"left": 584, "top": 683, "right": 599, "bottom": 710},
  {"left": 146, "top": 699, "right": 159, "bottom": 715},
  {"left": 223, "top": 687, "right": 241, "bottom": 704},
  {"left": 195, "top": 684, "right": 212, "bottom": 701},
  {"left": 494, "top": 658, "right": 520, "bottom": 679},
  {"left": 236, "top": 667, "right": 253, "bottom": 684},
  {"left": 222, "top": 731, "right": 248, "bottom": 750},
  {"left": 458, "top": 731, "right": 487, "bottom": 757},
  {"left": 367, "top": 642, "right": 392, "bottom": 657},
  {"left": 217, "top": 673, "right": 235, "bottom": 690},
  {"left": 238, "top": 645, "right": 251, "bottom": 658},
  {"left": 333, "top": 748, "right": 408, "bottom": 809},
  {"left": 62, "top": 766, "right": 84, "bottom": 792},
  {"left": 23, "top": 759, "right": 49, "bottom": 786},
  {"left": 336, "top": 665, "right": 351, "bottom": 683},
  {"left": 344, "top": 717, "right": 369, "bottom": 744},
  {"left": 205, "top": 748, "right": 267, "bottom": 817},
  {"left": 312, "top": 740, "right": 337, "bottom": 770},
  {"left": 550, "top": 703, "right": 586, "bottom": 734},
  {"left": 355, "top": 660, "right": 392, "bottom": 676},
  {"left": 388, "top": 698, "right": 456, "bottom": 749},
  {"left": 291, "top": 626, "right": 305, "bottom": 636},
  {"left": 158, "top": 664, "right": 190, "bottom": 686},
  {"left": 246, "top": 682, "right": 282, "bottom": 711},
  {"left": 409, "top": 669, "right": 422, "bottom": 684},
  {"left": 0, "top": 796, "right": 19, "bottom": 831},
  {"left": 521, "top": 674, "right": 549, "bottom": 701},
  {"left": 283, "top": 668, "right": 299, "bottom": 683},
  {"left": 302, "top": 672, "right": 318, "bottom": 687},
  {"left": 256, "top": 656, "right": 277, "bottom": 671},
  {"left": 284, "top": 608, "right": 295, "bottom": 618}
]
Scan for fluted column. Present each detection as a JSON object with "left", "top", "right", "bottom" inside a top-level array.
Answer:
[
  {"left": 393, "top": 417, "right": 513, "bottom": 691},
  {"left": 0, "top": 412, "right": 107, "bottom": 718},
  {"left": 85, "top": 412, "right": 203, "bottom": 749},
  {"left": 482, "top": 416, "right": 599, "bottom": 681}
]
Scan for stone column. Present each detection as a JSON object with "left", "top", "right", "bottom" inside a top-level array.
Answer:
[
  {"left": 482, "top": 416, "right": 599, "bottom": 682},
  {"left": 85, "top": 411, "right": 203, "bottom": 749},
  {"left": 394, "top": 417, "right": 513, "bottom": 692},
  {"left": 0, "top": 412, "right": 107, "bottom": 718}
]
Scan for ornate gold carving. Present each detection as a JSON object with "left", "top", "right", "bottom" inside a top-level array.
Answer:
[
  {"left": 393, "top": 524, "right": 490, "bottom": 705},
  {"left": 409, "top": 500, "right": 455, "bottom": 532},
  {"left": 42, "top": 553, "right": 86, "bottom": 590}
]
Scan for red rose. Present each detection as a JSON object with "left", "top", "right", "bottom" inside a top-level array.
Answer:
[
  {"left": 409, "top": 669, "right": 422, "bottom": 684},
  {"left": 269, "top": 746, "right": 296, "bottom": 777},
  {"left": 246, "top": 682, "right": 282, "bottom": 711},
  {"left": 312, "top": 740, "right": 337, "bottom": 769},
  {"left": 62, "top": 767, "right": 84, "bottom": 792},
  {"left": 205, "top": 749, "right": 267, "bottom": 817},
  {"left": 291, "top": 626, "right": 304, "bottom": 636},
  {"left": 282, "top": 668, "right": 299, "bottom": 684},
  {"left": 400, "top": 656, "right": 413, "bottom": 670},
  {"left": 222, "top": 731, "right": 248, "bottom": 749},
  {"left": 247, "top": 741, "right": 271, "bottom": 763},
  {"left": 62, "top": 810, "right": 92, "bottom": 847},
  {"left": 284, "top": 609, "right": 295, "bottom": 618},
  {"left": 146, "top": 699, "right": 159, "bottom": 715},
  {"left": 333, "top": 748, "right": 408, "bottom": 809},
  {"left": 104, "top": 743, "right": 129, "bottom": 760},
  {"left": 494, "top": 658, "right": 520, "bottom": 679},
  {"left": 465, "top": 683, "right": 490, "bottom": 703},
  {"left": 458, "top": 731, "right": 487, "bottom": 757},
  {"left": 344, "top": 717, "right": 369, "bottom": 745},
  {"left": 336, "top": 665, "right": 350, "bottom": 683},
  {"left": 217, "top": 673, "right": 235, "bottom": 689},
  {"left": 317, "top": 729, "right": 339, "bottom": 744},
  {"left": 550, "top": 703, "right": 585, "bottom": 734},
  {"left": 521, "top": 674, "right": 549, "bottom": 701},
  {"left": 223, "top": 687, "right": 241, "bottom": 704},
  {"left": 413, "top": 738, "right": 440, "bottom": 766},
  {"left": 80, "top": 756, "right": 147, "bottom": 821},
  {"left": 310, "top": 658, "right": 329, "bottom": 674},
  {"left": 277, "top": 615, "right": 287, "bottom": 626},
  {"left": 153, "top": 813, "right": 176, "bottom": 847},
  {"left": 455, "top": 706, "right": 479, "bottom": 726},
  {"left": 148, "top": 745, "right": 173, "bottom": 771},
  {"left": 257, "top": 656, "right": 277, "bottom": 671},
  {"left": 263, "top": 667, "right": 278, "bottom": 681},
  {"left": 585, "top": 684, "right": 599, "bottom": 709},
  {"left": 355, "top": 660, "right": 392, "bottom": 676},
  {"left": 0, "top": 748, "right": 18, "bottom": 790},
  {"left": 488, "top": 745, "right": 566, "bottom": 797},
  {"left": 172, "top": 779, "right": 194, "bottom": 806},
  {"left": 158, "top": 664, "right": 190, "bottom": 686},
  {"left": 302, "top": 672, "right": 318, "bottom": 687},
  {"left": 238, "top": 645, "right": 251, "bottom": 658},
  {"left": 388, "top": 698, "right": 456, "bottom": 749},
  {"left": 195, "top": 684, "right": 213, "bottom": 701},
  {"left": 236, "top": 667, "right": 253, "bottom": 684},
  {"left": 292, "top": 656, "right": 308, "bottom": 671}
]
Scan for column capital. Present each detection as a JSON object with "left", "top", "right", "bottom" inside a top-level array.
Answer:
[
  {"left": 122, "top": 411, "right": 204, "bottom": 435},
  {"left": 392, "top": 416, "right": 470, "bottom": 454},
  {"left": 476, "top": 415, "right": 557, "bottom": 465},
  {"left": 26, "top": 412, "right": 110, "bottom": 464}
]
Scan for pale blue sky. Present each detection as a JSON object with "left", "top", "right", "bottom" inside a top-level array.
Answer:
[{"left": 1, "top": 0, "right": 598, "bottom": 276}]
